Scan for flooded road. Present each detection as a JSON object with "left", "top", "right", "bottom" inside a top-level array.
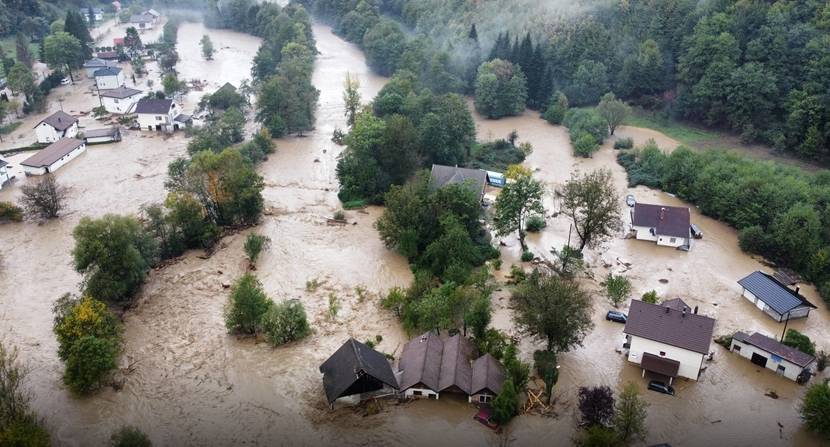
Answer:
[{"left": 0, "top": 18, "right": 827, "bottom": 447}]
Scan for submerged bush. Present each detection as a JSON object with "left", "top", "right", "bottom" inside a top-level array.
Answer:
[
  {"left": 261, "top": 300, "right": 310, "bottom": 346},
  {"left": 614, "top": 137, "right": 634, "bottom": 149},
  {"left": 525, "top": 215, "right": 547, "bottom": 232}
]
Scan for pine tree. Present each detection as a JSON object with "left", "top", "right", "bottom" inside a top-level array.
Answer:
[
  {"left": 469, "top": 24, "right": 478, "bottom": 43},
  {"left": 15, "top": 32, "right": 35, "bottom": 68},
  {"left": 64, "top": 11, "right": 93, "bottom": 64},
  {"left": 488, "top": 32, "right": 503, "bottom": 61}
]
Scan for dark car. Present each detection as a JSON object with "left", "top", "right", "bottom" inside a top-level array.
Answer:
[
  {"left": 647, "top": 380, "right": 675, "bottom": 395},
  {"left": 690, "top": 223, "right": 703, "bottom": 239},
  {"left": 626, "top": 194, "right": 636, "bottom": 207},
  {"left": 606, "top": 310, "right": 627, "bottom": 323}
]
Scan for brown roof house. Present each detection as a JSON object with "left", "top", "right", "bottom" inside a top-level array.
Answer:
[
  {"left": 729, "top": 332, "right": 815, "bottom": 383},
  {"left": 34, "top": 111, "right": 79, "bottom": 144},
  {"left": 319, "top": 339, "right": 398, "bottom": 409},
  {"left": 399, "top": 332, "right": 444, "bottom": 399},
  {"left": 631, "top": 203, "right": 691, "bottom": 250},
  {"left": 469, "top": 354, "right": 506, "bottom": 404},
  {"left": 623, "top": 299, "right": 716, "bottom": 384},
  {"left": 21, "top": 138, "right": 86, "bottom": 175},
  {"left": 437, "top": 334, "right": 475, "bottom": 395},
  {"left": 430, "top": 164, "right": 488, "bottom": 202}
]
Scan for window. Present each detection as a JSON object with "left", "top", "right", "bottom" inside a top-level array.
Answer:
[
  {"left": 114, "top": 99, "right": 119, "bottom": 103},
  {"left": 479, "top": 395, "right": 492, "bottom": 404},
  {"left": 670, "top": 237, "right": 676, "bottom": 243},
  {"left": 776, "top": 365, "right": 786, "bottom": 376},
  {"left": 156, "top": 116, "right": 162, "bottom": 121},
  {"left": 733, "top": 345, "right": 741, "bottom": 353},
  {"left": 659, "top": 351, "right": 666, "bottom": 357},
  {"left": 413, "top": 391, "right": 422, "bottom": 396}
]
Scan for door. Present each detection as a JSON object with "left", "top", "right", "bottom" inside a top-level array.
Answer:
[
  {"left": 751, "top": 353, "right": 768, "bottom": 368},
  {"left": 776, "top": 365, "right": 786, "bottom": 376}
]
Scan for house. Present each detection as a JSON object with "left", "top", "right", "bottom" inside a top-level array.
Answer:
[
  {"left": 80, "top": 8, "right": 103, "bottom": 21},
  {"left": 21, "top": 138, "right": 86, "bottom": 175},
  {"left": 84, "top": 127, "right": 121, "bottom": 144},
  {"left": 737, "top": 271, "right": 816, "bottom": 322},
  {"left": 134, "top": 99, "right": 184, "bottom": 132},
  {"left": 730, "top": 332, "right": 815, "bottom": 383},
  {"left": 399, "top": 332, "right": 443, "bottom": 399},
  {"left": 319, "top": 339, "right": 398, "bottom": 409},
  {"left": 100, "top": 86, "right": 143, "bottom": 114},
  {"left": 34, "top": 111, "right": 79, "bottom": 144},
  {"left": 145, "top": 9, "right": 161, "bottom": 19},
  {"left": 112, "top": 1, "right": 122, "bottom": 11},
  {"left": 469, "top": 354, "right": 506, "bottom": 404},
  {"left": 623, "top": 299, "right": 716, "bottom": 384},
  {"left": 430, "top": 164, "right": 488, "bottom": 202},
  {"left": 130, "top": 14, "right": 155, "bottom": 30},
  {"left": 631, "top": 203, "right": 691, "bottom": 250},
  {"left": 94, "top": 67, "right": 126, "bottom": 90},
  {"left": 437, "top": 334, "right": 475, "bottom": 395},
  {"left": 83, "top": 58, "right": 109, "bottom": 78},
  {"left": 96, "top": 51, "right": 119, "bottom": 65},
  {"left": 0, "top": 156, "right": 11, "bottom": 189},
  {"left": 218, "top": 82, "right": 237, "bottom": 93}
]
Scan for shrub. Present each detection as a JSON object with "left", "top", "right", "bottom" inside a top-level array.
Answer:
[
  {"left": 1, "top": 421, "right": 51, "bottom": 447},
  {"left": 573, "top": 425, "right": 624, "bottom": 447},
  {"left": 738, "top": 225, "right": 768, "bottom": 254},
  {"left": 509, "top": 264, "right": 526, "bottom": 282},
  {"left": 333, "top": 210, "right": 346, "bottom": 221},
  {"left": 375, "top": 334, "right": 382, "bottom": 343},
  {"left": 224, "top": 274, "right": 271, "bottom": 334},
  {"left": 798, "top": 379, "right": 830, "bottom": 438},
  {"left": 260, "top": 300, "right": 310, "bottom": 346},
  {"left": 0, "top": 202, "right": 23, "bottom": 222},
  {"left": 782, "top": 329, "right": 816, "bottom": 356},
  {"left": 521, "top": 251, "right": 534, "bottom": 262},
  {"left": 491, "top": 379, "right": 518, "bottom": 424},
  {"left": 327, "top": 292, "right": 340, "bottom": 320},
  {"left": 19, "top": 176, "right": 68, "bottom": 219},
  {"left": 110, "top": 425, "right": 153, "bottom": 447},
  {"left": 573, "top": 131, "right": 599, "bottom": 157},
  {"left": 525, "top": 215, "right": 546, "bottom": 232},
  {"left": 503, "top": 344, "right": 530, "bottom": 392},
  {"left": 614, "top": 137, "right": 634, "bottom": 149},
  {"left": 305, "top": 278, "right": 321, "bottom": 291},
  {"left": 343, "top": 199, "right": 368, "bottom": 209},
  {"left": 243, "top": 233, "right": 271, "bottom": 266},
  {"left": 63, "top": 335, "right": 119, "bottom": 396},
  {"left": 492, "top": 259, "right": 502, "bottom": 270},
  {"left": 641, "top": 290, "right": 659, "bottom": 304},
  {"left": 714, "top": 334, "right": 733, "bottom": 349},
  {"left": 355, "top": 285, "right": 367, "bottom": 302},
  {"left": 364, "top": 340, "right": 375, "bottom": 348},
  {"left": 816, "top": 350, "right": 828, "bottom": 372},
  {"left": 543, "top": 92, "right": 568, "bottom": 124}
]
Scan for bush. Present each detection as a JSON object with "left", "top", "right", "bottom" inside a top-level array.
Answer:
[
  {"left": 19, "top": 176, "right": 68, "bottom": 219},
  {"left": 243, "top": 233, "right": 271, "bottom": 265},
  {"left": 614, "top": 137, "right": 634, "bottom": 149},
  {"left": 543, "top": 92, "right": 568, "bottom": 124},
  {"left": 63, "top": 335, "right": 119, "bottom": 396},
  {"left": 261, "top": 300, "right": 310, "bottom": 346},
  {"left": 816, "top": 350, "right": 828, "bottom": 372},
  {"left": 798, "top": 379, "right": 830, "bottom": 438},
  {"left": 782, "top": 329, "right": 816, "bottom": 356},
  {"left": 521, "top": 251, "right": 535, "bottom": 262},
  {"left": 491, "top": 379, "right": 518, "bottom": 424},
  {"left": 714, "top": 334, "right": 733, "bottom": 349},
  {"left": 738, "top": 225, "right": 768, "bottom": 254},
  {"left": 525, "top": 215, "right": 546, "bottom": 232},
  {"left": 573, "top": 131, "right": 599, "bottom": 157},
  {"left": 343, "top": 199, "right": 368, "bottom": 209},
  {"left": 333, "top": 210, "right": 346, "bottom": 221},
  {"left": 0, "top": 202, "right": 23, "bottom": 222},
  {"left": 0, "top": 421, "right": 51, "bottom": 447},
  {"left": 492, "top": 259, "right": 502, "bottom": 270},
  {"left": 509, "top": 264, "right": 526, "bottom": 282},
  {"left": 327, "top": 292, "right": 341, "bottom": 320},
  {"left": 364, "top": 340, "right": 375, "bottom": 348},
  {"left": 641, "top": 290, "right": 659, "bottom": 304},
  {"left": 110, "top": 425, "right": 153, "bottom": 447},
  {"left": 225, "top": 274, "right": 271, "bottom": 335}
]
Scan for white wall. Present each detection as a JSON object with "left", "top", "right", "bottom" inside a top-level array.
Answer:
[
  {"left": 96, "top": 73, "right": 125, "bottom": 90},
  {"left": 102, "top": 95, "right": 140, "bottom": 113},
  {"left": 86, "top": 136, "right": 115, "bottom": 144},
  {"left": 138, "top": 113, "right": 172, "bottom": 131},
  {"left": 657, "top": 235, "right": 688, "bottom": 248},
  {"left": 85, "top": 67, "right": 101, "bottom": 78},
  {"left": 627, "top": 335, "right": 706, "bottom": 380},
  {"left": 35, "top": 123, "right": 59, "bottom": 143},
  {"left": 633, "top": 225, "right": 658, "bottom": 242},
  {"left": 47, "top": 143, "right": 86, "bottom": 174},
  {"left": 404, "top": 388, "right": 439, "bottom": 399},
  {"left": 730, "top": 339, "right": 806, "bottom": 381}
]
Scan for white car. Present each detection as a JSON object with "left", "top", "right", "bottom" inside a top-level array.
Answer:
[{"left": 60, "top": 78, "right": 71, "bottom": 85}]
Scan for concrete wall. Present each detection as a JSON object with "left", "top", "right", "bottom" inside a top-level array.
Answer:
[
  {"left": 627, "top": 335, "right": 706, "bottom": 380},
  {"left": 35, "top": 123, "right": 59, "bottom": 143},
  {"left": 138, "top": 113, "right": 172, "bottom": 131},
  {"left": 86, "top": 136, "right": 116, "bottom": 144},
  {"left": 730, "top": 339, "right": 805, "bottom": 381}
]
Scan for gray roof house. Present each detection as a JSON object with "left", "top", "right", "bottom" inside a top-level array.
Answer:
[
  {"left": 437, "top": 334, "right": 475, "bottom": 395},
  {"left": 83, "top": 58, "right": 109, "bottom": 78},
  {"left": 430, "top": 164, "right": 488, "bottom": 201},
  {"left": 35, "top": 111, "right": 77, "bottom": 132},
  {"left": 631, "top": 203, "right": 691, "bottom": 250},
  {"left": 737, "top": 271, "right": 816, "bottom": 322},
  {"left": 134, "top": 98, "right": 174, "bottom": 114},
  {"left": 730, "top": 331, "right": 815, "bottom": 382},
  {"left": 469, "top": 354, "right": 506, "bottom": 403},
  {"left": 319, "top": 339, "right": 398, "bottom": 408},
  {"left": 399, "top": 332, "right": 444, "bottom": 398}
]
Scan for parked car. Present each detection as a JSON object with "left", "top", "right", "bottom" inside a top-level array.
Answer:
[
  {"left": 647, "top": 380, "right": 675, "bottom": 395},
  {"left": 606, "top": 310, "right": 627, "bottom": 324},
  {"left": 473, "top": 411, "right": 499, "bottom": 430},
  {"left": 0, "top": 78, "right": 6, "bottom": 89},
  {"left": 626, "top": 194, "right": 636, "bottom": 207},
  {"left": 690, "top": 223, "right": 703, "bottom": 239},
  {"left": 60, "top": 78, "right": 71, "bottom": 85}
]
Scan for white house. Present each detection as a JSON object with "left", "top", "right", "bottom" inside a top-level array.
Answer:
[
  {"left": 84, "top": 127, "right": 121, "bottom": 144},
  {"left": 0, "top": 156, "right": 11, "bottom": 189},
  {"left": 80, "top": 7, "right": 103, "bottom": 21},
  {"left": 21, "top": 138, "right": 86, "bottom": 175},
  {"left": 130, "top": 13, "right": 155, "bottom": 29},
  {"left": 94, "top": 67, "right": 125, "bottom": 90},
  {"left": 34, "top": 111, "right": 79, "bottom": 144},
  {"left": 730, "top": 332, "right": 815, "bottom": 383},
  {"left": 737, "top": 271, "right": 817, "bottom": 322},
  {"left": 624, "top": 299, "right": 715, "bottom": 384},
  {"left": 83, "top": 58, "right": 109, "bottom": 78},
  {"left": 145, "top": 9, "right": 161, "bottom": 19},
  {"left": 631, "top": 203, "right": 691, "bottom": 250},
  {"left": 100, "top": 86, "right": 143, "bottom": 114},
  {"left": 134, "top": 99, "right": 185, "bottom": 132}
]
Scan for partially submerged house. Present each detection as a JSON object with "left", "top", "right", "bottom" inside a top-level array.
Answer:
[
  {"left": 319, "top": 339, "right": 399, "bottom": 409},
  {"left": 34, "top": 111, "right": 79, "bottom": 144},
  {"left": 430, "top": 164, "right": 489, "bottom": 202},
  {"left": 21, "top": 138, "right": 86, "bottom": 175},
  {"left": 96, "top": 51, "right": 119, "bottom": 64},
  {"left": 112, "top": 1, "right": 122, "bottom": 12},
  {"left": 84, "top": 127, "right": 121, "bottom": 144},
  {"left": 624, "top": 299, "right": 716, "bottom": 384},
  {"left": 730, "top": 332, "right": 815, "bottom": 383},
  {"left": 94, "top": 67, "right": 126, "bottom": 90},
  {"left": 469, "top": 354, "right": 505, "bottom": 404},
  {"left": 130, "top": 14, "right": 155, "bottom": 30},
  {"left": 134, "top": 99, "right": 184, "bottom": 132},
  {"left": 437, "top": 334, "right": 474, "bottom": 395},
  {"left": 100, "top": 86, "right": 143, "bottom": 114},
  {"left": 737, "top": 271, "right": 816, "bottom": 322},
  {"left": 631, "top": 203, "right": 691, "bottom": 250},
  {"left": 399, "top": 332, "right": 443, "bottom": 399}
]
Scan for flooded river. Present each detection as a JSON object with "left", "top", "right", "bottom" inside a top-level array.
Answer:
[{"left": 0, "top": 19, "right": 828, "bottom": 447}]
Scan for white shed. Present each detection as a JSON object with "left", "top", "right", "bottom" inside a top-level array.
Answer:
[
  {"left": 34, "top": 111, "right": 79, "bottom": 144},
  {"left": 21, "top": 138, "right": 86, "bottom": 175},
  {"left": 730, "top": 332, "right": 815, "bottom": 382}
]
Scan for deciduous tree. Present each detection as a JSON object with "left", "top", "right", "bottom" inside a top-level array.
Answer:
[
  {"left": 578, "top": 385, "right": 615, "bottom": 427},
  {"left": 604, "top": 273, "right": 632, "bottom": 308},
  {"left": 124, "top": 27, "right": 143, "bottom": 57},
  {"left": 200, "top": 34, "right": 214, "bottom": 60},
  {"left": 225, "top": 274, "right": 271, "bottom": 335},
  {"left": 342, "top": 71, "right": 361, "bottom": 127},
  {"left": 261, "top": 300, "right": 310, "bottom": 346},
  {"left": 596, "top": 92, "right": 631, "bottom": 135},
  {"left": 44, "top": 32, "right": 81, "bottom": 84},
  {"left": 798, "top": 379, "right": 830, "bottom": 439},
  {"left": 561, "top": 169, "right": 620, "bottom": 251},
  {"left": 493, "top": 166, "right": 545, "bottom": 249},
  {"left": 18, "top": 176, "right": 68, "bottom": 219},
  {"left": 611, "top": 381, "right": 649, "bottom": 443},
  {"left": 533, "top": 350, "right": 558, "bottom": 405},
  {"left": 491, "top": 379, "right": 518, "bottom": 425}
]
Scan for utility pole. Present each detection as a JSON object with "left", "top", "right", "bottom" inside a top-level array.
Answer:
[{"left": 781, "top": 311, "right": 791, "bottom": 340}]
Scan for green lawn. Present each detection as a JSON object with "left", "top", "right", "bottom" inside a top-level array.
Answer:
[
  {"left": 623, "top": 108, "right": 714, "bottom": 145},
  {"left": 0, "top": 121, "right": 22, "bottom": 135}
]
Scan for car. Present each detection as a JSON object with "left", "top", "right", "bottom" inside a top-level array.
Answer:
[
  {"left": 647, "top": 380, "right": 675, "bottom": 395},
  {"left": 690, "top": 223, "right": 703, "bottom": 239},
  {"left": 0, "top": 78, "right": 6, "bottom": 89},
  {"left": 473, "top": 411, "right": 499, "bottom": 430},
  {"left": 60, "top": 78, "right": 71, "bottom": 85},
  {"left": 606, "top": 310, "right": 627, "bottom": 324},
  {"left": 626, "top": 194, "right": 636, "bottom": 207}
]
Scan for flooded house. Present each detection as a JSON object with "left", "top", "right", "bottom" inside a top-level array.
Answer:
[
  {"left": 94, "top": 67, "right": 126, "bottom": 90},
  {"left": 631, "top": 203, "right": 691, "bottom": 250},
  {"left": 34, "top": 111, "right": 79, "bottom": 144},
  {"left": 134, "top": 99, "right": 187, "bottom": 132},
  {"left": 430, "top": 164, "right": 488, "bottom": 202},
  {"left": 100, "top": 86, "right": 143, "bottom": 114},
  {"left": 21, "top": 138, "right": 86, "bottom": 175},
  {"left": 469, "top": 354, "right": 506, "bottom": 404},
  {"left": 83, "top": 58, "right": 110, "bottom": 78},
  {"left": 623, "top": 299, "right": 715, "bottom": 384},
  {"left": 399, "top": 331, "right": 443, "bottom": 399},
  {"left": 729, "top": 332, "right": 815, "bottom": 382},
  {"left": 737, "top": 271, "right": 817, "bottom": 322},
  {"left": 319, "top": 339, "right": 398, "bottom": 410},
  {"left": 0, "top": 155, "right": 11, "bottom": 189},
  {"left": 130, "top": 13, "right": 155, "bottom": 30}
]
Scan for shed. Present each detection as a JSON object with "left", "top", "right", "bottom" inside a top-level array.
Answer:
[
  {"left": 469, "top": 354, "right": 506, "bottom": 404},
  {"left": 737, "top": 271, "right": 816, "bottom": 322},
  {"left": 84, "top": 127, "right": 121, "bottom": 144},
  {"left": 430, "top": 164, "right": 488, "bottom": 202},
  {"left": 730, "top": 332, "right": 815, "bottom": 382},
  {"left": 485, "top": 171, "right": 505, "bottom": 187},
  {"left": 21, "top": 138, "right": 86, "bottom": 175},
  {"left": 319, "top": 339, "right": 398, "bottom": 408},
  {"left": 437, "top": 334, "right": 474, "bottom": 395},
  {"left": 399, "top": 332, "right": 444, "bottom": 399},
  {"left": 631, "top": 203, "right": 691, "bottom": 250}
]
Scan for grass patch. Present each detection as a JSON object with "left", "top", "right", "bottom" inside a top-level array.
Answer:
[
  {"left": 0, "top": 122, "right": 22, "bottom": 135},
  {"left": 343, "top": 199, "right": 368, "bottom": 209},
  {"left": 1, "top": 143, "right": 44, "bottom": 154},
  {"left": 623, "top": 108, "right": 714, "bottom": 145}
]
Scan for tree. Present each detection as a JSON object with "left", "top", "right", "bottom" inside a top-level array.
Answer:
[
  {"left": 63, "top": 10, "right": 93, "bottom": 64},
  {"left": 798, "top": 379, "right": 830, "bottom": 439},
  {"left": 200, "top": 35, "right": 214, "bottom": 60},
  {"left": 510, "top": 269, "right": 594, "bottom": 352},
  {"left": 596, "top": 92, "right": 630, "bottom": 136},
  {"left": 502, "top": 343, "right": 530, "bottom": 393},
  {"left": 543, "top": 91, "right": 568, "bottom": 124},
  {"left": 124, "top": 27, "right": 143, "bottom": 57},
  {"left": 0, "top": 342, "right": 35, "bottom": 432},
  {"left": 604, "top": 273, "right": 632, "bottom": 308},
  {"left": 225, "top": 274, "right": 271, "bottom": 335},
  {"left": 63, "top": 335, "right": 119, "bottom": 396},
  {"left": 782, "top": 329, "right": 816, "bottom": 356},
  {"left": 0, "top": 202, "right": 23, "bottom": 222},
  {"left": 15, "top": 33, "right": 35, "bottom": 69},
  {"left": 474, "top": 59, "right": 528, "bottom": 119},
  {"left": 343, "top": 72, "right": 361, "bottom": 127},
  {"left": 260, "top": 300, "right": 310, "bottom": 346},
  {"left": 533, "top": 350, "right": 558, "bottom": 405},
  {"left": 6, "top": 62, "right": 36, "bottom": 98},
  {"left": 244, "top": 233, "right": 271, "bottom": 267},
  {"left": 491, "top": 379, "right": 518, "bottom": 425},
  {"left": 72, "top": 214, "right": 158, "bottom": 303},
  {"left": 44, "top": 32, "right": 82, "bottom": 84},
  {"left": 493, "top": 166, "right": 545, "bottom": 249},
  {"left": 573, "top": 425, "right": 624, "bottom": 447},
  {"left": 18, "top": 176, "right": 68, "bottom": 219},
  {"left": 611, "top": 381, "right": 649, "bottom": 443},
  {"left": 578, "top": 386, "right": 615, "bottom": 427},
  {"left": 162, "top": 73, "right": 187, "bottom": 99},
  {"left": 562, "top": 169, "right": 621, "bottom": 251},
  {"left": 110, "top": 426, "right": 153, "bottom": 447}
]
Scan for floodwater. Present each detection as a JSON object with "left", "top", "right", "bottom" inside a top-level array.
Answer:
[{"left": 0, "top": 19, "right": 827, "bottom": 447}]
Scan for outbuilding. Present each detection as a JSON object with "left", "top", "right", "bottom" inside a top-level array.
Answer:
[
  {"left": 319, "top": 339, "right": 399, "bottom": 409},
  {"left": 737, "top": 271, "right": 816, "bottom": 322},
  {"left": 83, "top": 58, "right": 109, "bottom": 78},
  {"left": 94, "top": 67, "right": 126, "bottom": 90},
  {"left": 631, "top": 203, "right": 691, "bottom": 250},
  {"left": 84, "top": 127, "right": 121, "bottom": 144},
  {"left": 730, "top": 332, "right": 815, "bottom": 382},
  {"left": 21, "top": 138, "right": 86, "bottom": 175},
  {"left": 34, "top": 111, "right": 79, "bottom": 144},
  {"left": 130, "top": 14, "right": 155, "bottom": 30},
  {"left": 96, "top": 51, "right": 120, "bottom": 65},
  {"left": 100, "top": 86, "right": 143, "bottom": 114}
]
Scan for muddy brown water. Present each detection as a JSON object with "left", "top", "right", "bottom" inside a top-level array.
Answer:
[{"left": 0, "top": 21, "right": 828, "bottom": 447}]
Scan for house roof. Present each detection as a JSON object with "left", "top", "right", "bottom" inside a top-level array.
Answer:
[
  {"left": 85, "top": 128, "right": 119, "bottom": 138},
  {"left": 113, "top": 38, "right": 124, "bottom": 46},
  {"left": 632, "top": 203, "right": 691, "bottom": 238},
  {"left": 146, "top": 9, "right": 161, "bottom": 16},
  {"left": 624, "top": 300, "right": 716, "bottom": 355},
  {"left": 100, "top": 86, "right": 142, "bottom": 99},
  {"left": 35, "top": 111, "right": 78, "bottom": 131},
  {"left": 737, "top": 271, "right": 816, "bottom": 315},
  {"left": 319, "top": 339, "right": 399, "bottom": 404},
  {"left": 733, "top": 331, "right": 815, "bottom": 368},
  {"left": 130, "top": 14, "right": 154, "bottom": 23},
  {"left": 80, "top": 8, "right": 102, "bottom": 14},
  {"left": 84, "top": 58, "right": 108, "bottom": 68},
  {"left": 430, "top": 164, "right": 487, "bottom": 199},
  {"left": 134, "top": 99, "right": 174, "bottom": 114},
  {"left": 112, "top": 1, "right": 121, "bottom": 6},
  {"left": 437, "top": 334, "right": 474, "bottom": 393},
  {"left": 471, "top": 354, "right": 505, "bottom": 395},
  {"left": 218, "top": 82, "right": 237, "bottom": 92},
  {"left": 94, "top": 67, "right": 123, "bottom": 77},
  {"left": 661, "top": 298, "right": 690, "bottom": 311},
  {"left": 640, "top": 352, "right": 681, "bottom": 377},
  {"left": 97, "top": 51, "right": 118, "bottom": 59},
  {"left": 21, "top": 138, "right": 84, "bottom": 168},
  {"left": 773, "top": 271, "right": 797, "bottom": 286},
  {"left": 0, "top": 159, "right": 8, "bottom": 169},
  {"left": 174, "top": 114, "right": 191, "bottom": 123},
  {"left": 399, "top": 332, "right": 443, "bottom": 391}
]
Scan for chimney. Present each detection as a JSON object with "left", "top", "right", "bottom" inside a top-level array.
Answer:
[
  {"left": 795, "top": 286, "right": 800, "bottom": 294},
  {"left": 665, "top": 306, "right": 669, "bottom": 314},
  {"left": 694, "top": 305, "right": 699, "bottom": 315},
  {"left": 660, "top": 207, "right": 666, "bottom": 220},
  {"left": 682, "top": 306, "right": 687, "bottom": 317}
]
